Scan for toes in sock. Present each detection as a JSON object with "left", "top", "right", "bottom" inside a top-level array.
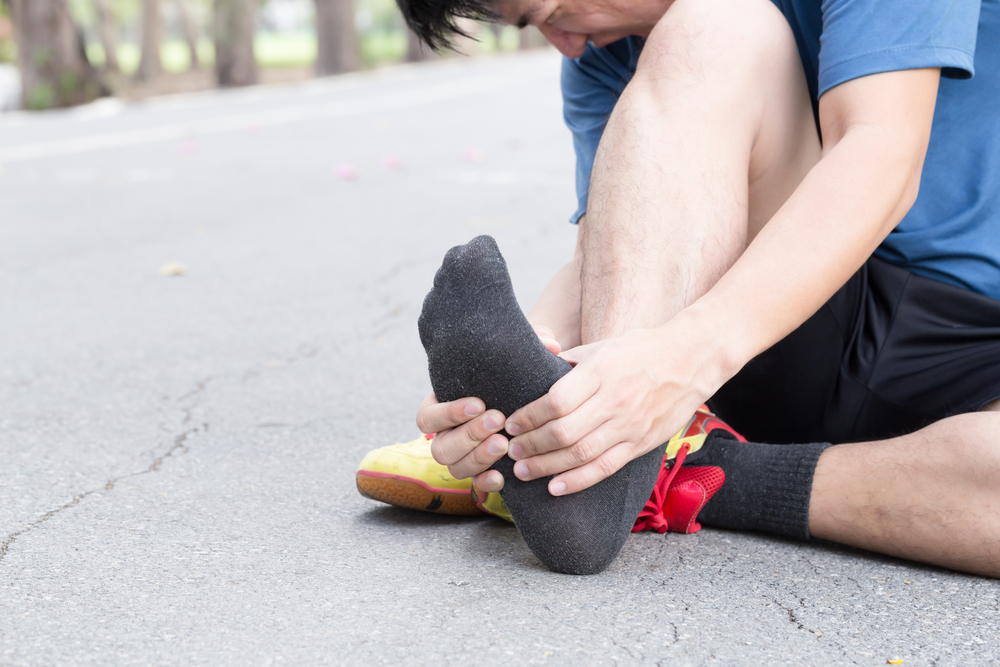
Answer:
[
  {"left": 418, "top": 235, "right": 569, "bottom": 419},
  {"left": 418, "top": 235, "right": 665, "bottom": 574}
]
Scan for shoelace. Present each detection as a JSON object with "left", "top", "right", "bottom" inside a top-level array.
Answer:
[{"left": 632, "top": 442, "right": 691, "bottom": 534}]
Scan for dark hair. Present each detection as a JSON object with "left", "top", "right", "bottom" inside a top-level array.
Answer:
[{"left": 397, "top": 0, "right": 500, "bottom": 52}]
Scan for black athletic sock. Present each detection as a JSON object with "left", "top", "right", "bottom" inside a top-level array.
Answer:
[
  {"left": 418, "top": 235, "right": 666, "bottom": 575},
  {"left": 689, "top": 430, "right": 832, "bottom": 540}
]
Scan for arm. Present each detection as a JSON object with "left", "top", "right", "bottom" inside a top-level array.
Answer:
[
  {"left": 504, "top": 68, "right": 942, "bottom": 494},
  {"left": 527, "top": 223, "right": 584, "bottom": 352},
  {"left": 700, "top": 68, "right": 939, "bottom": 376}
]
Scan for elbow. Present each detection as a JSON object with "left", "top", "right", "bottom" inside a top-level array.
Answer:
[
  {"left": 892, "top": 149, "right": 926, "bottom": 223},
  {"left": 898, "top": 168, "right": 922, "bottom": 217}
]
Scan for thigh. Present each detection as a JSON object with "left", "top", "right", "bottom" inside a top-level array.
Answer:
[
  {"left": 635, "top": 0, "right": 821, "bottom": 237},
  {"left": 709, "top": 258, "right": 1000, "bottom": 444},
  {"left": 580, "top": 0, "right": 822, "bottom": 339}
]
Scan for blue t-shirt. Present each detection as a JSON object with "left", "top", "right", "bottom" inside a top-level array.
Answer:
[{"left": 562, "top": 0, "right": 1000, "bottom": 299}]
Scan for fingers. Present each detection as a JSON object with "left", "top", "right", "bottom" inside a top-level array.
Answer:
[
  {"left": 558, "top": 340, "right": 601, "bottom": 367},
  {"left": 446, "top": 430, "right": 509, "bottom": 480},
  {"left": 532, "top": 324, "right": 561, "bottom": 356},
  {"left": 416, "top": 392, "right": 508, "bottom": 478},
  {"left": 472, "top": 469, "right": 505, "bottom": 493},
  {"left": 416, "top": 392, "right": 485, "bottom": 435},
  {"left": 546, "top": 442, "right": 639, "bottom": 496},
  {"left": 429, "top": 409, "right": 507, "bottom": 465},
  {"left": 508, "top": 398, "right": 610, "bottom": 461},
  {"left": 505, "top": 369, "right": 600, "bottom": 443},
  {"left": 510, "top": 419, "right": 616, "bottom": 480}
]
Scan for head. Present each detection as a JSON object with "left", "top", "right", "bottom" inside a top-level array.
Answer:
[{"left": 398, "top": 0, "right": 672, "bottom": 59}]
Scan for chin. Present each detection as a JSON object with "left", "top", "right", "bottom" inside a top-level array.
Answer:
[{"left": 588, "top": 35, "right": 626, "bottom": 48}]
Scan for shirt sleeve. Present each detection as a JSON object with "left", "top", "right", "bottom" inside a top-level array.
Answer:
[
  {"left": 818, "top": 0, "right": 982, "bottom": 97},
  {"left": 561, "top": 38, "right": 642, "bottom": 224}
]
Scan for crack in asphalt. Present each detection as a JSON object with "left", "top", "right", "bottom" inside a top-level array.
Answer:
[
  {"left": 0, "top": 377, "right": 211, "bottom": 564},
  {"left": 240, "top": 340, "right": 323, "bottom": 384},
  {"left": 764, "top": 591, "right": 869, "bottom": 667},
  {"left": 1, "top": 331, "right": 335, "bottom": 565},
  {"left": 663, "top": 619, "right": 679, "bottom": 646},
  {"left": 0, "top": 491, "right": 91, "bottom": 563}
]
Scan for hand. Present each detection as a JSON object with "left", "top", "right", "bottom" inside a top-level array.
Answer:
[
  {"left": 503, "top": 322, "right": 719, "bottom": 496},
  {"left": 415, "top": 325, "right": 563, "bottom": 492}
]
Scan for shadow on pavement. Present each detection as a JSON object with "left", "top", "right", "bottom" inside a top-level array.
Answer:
[{"left": 354, "top": 504, "right": 499, "bottom": 528}]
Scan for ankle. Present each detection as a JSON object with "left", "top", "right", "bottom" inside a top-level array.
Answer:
[{"left": 696, "top": 431, "right": 831, "bottom": 540}]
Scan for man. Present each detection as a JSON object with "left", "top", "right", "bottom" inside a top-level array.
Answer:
[{"left": 366, "top": 0, "right": 1000, "bottom": 576}]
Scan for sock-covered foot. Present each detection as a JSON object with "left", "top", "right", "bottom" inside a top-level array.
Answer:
[
  {"left": 682, "top": 430, "right": 832, "bottom": 539},
  {"left": 418, "top": 235, "right": 666, "bottom": 575}
]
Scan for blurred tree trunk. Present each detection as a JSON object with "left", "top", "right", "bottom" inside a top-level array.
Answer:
[
  {"left": 175, "top": 0, "right": 200, "bottom": 70},
  {"left": 137, "top": 0, "right": 162, "bottom": 80},
  {"left": 215, "top": 0, "right": 258, "bottom": 86},
  {"left": 214, "top": 0, "right": 257, "bottom": 86},
  {"left": 93, "top": 0, "right": 120, "bottom": 73},
  {"left": 405, "top": 29, "right": 431, "bottom": 62},
  {"left": 519, "top": 26, "right": 548, "bottom": 49},
  {"left": 7, "top": 0, "right": 102, "bottom": 109},
  {"left": 314, "top": 0, "right": 357, "bottom": 75},
  {"left": 489, "top": 24, "right": 503, "bottom": 50}
]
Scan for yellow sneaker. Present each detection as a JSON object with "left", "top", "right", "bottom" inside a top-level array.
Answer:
[
  {"left": 357, "top": 433, "right": 504, "bottom": 517},
  {"left": 470, "top": 480, "right": 513, "bottom": 522}
]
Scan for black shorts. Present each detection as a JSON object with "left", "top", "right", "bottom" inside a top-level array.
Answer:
[{"left": 708, "top": 256, "right": 1000, "bottom": 444}]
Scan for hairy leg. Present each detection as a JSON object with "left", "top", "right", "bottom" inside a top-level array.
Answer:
[
  {"left": 810, "top": 406, "right": 1000, "bottom": 577},
  {"left": 581, "top": 0, "right": 820, "bottom": 342}
]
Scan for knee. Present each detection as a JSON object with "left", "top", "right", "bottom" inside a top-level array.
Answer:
[
  {"left": 633, "top": 0, "right": 799, "bottom": 94},
  {"left": 964, "top": 412, "right": 1000, "bottom": 479},
  {"left": 928, "top": 412, "right": 1000, "bottom": 488}
]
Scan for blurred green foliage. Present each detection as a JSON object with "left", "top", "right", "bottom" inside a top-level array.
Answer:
[
  {"left": 11, "top": 0, "right": 526, "bottom": 75},
  {"left": 0, "top": 1, "right": 15, "bottom": 63}
]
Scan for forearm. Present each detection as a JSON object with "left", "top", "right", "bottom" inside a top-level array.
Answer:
[
  {"left": 682, "top": 123, "right": 925, "bottom": 389},
  {"left": 527, "top": 223, "right": 584, "bottom": 351}
]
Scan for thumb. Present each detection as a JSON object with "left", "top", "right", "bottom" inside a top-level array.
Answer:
[
  {"left": 558, "top": 341, "right": 601, "bottom": 367},
  {"left": 532, "top": 324, "right": 561, "bottom": 355}
]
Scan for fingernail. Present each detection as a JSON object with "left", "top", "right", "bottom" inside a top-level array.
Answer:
[
  {"left": 549, "top": 481, "right": 567, "bottom": 496},
  {"left": 513, "top": 461, "right": 529, "bottom": 480},
  {"left": 509, "top": 443, "right": 523, "bottom": 459},
  {"left": 506, "top": 422, "right": 522, "bottom": 436},
  {"left": 487, "top": 439, "right": 505, "bottom": 456},
  {"left": 486, "top": 471, "right": 503, "bottom": 490},
  {"left": 484, "top": 414, "right": 502, "bottom": 430},
  {"left": 465, "top": 402, "right": 483, "bottom": 417}
]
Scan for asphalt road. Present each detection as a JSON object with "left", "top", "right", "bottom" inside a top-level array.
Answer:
[{"left": 1, "top": 50, "right": 998, "bottom": 667}]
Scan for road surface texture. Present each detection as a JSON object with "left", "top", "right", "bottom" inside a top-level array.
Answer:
[{"left": 1, "top": 50, "right": 997, "bottom": 666}]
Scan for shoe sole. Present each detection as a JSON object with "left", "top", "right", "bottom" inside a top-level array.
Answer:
[{"left": 356, "top": 470, "right": 485, "bottom": 515}]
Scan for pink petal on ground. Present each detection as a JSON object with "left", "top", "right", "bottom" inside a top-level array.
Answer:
[
  {"left": 179, "top": 139, "right": 199, "bottom": 155},
  {"left": 335, "top": 164, "right": 359, "bottom": 180},
  {"left": 461, "top": 146, "right": 486, "bottom": 163},
  {"left": 381, "top": 155, "right": 403, "bottom": 171}
]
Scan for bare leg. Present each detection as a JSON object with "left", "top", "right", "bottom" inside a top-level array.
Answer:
[
  {"left": 581, "top": 0, "right": 820, "bottom": 343},
  {"left": 810, "top": 405, "right": 1000, "bottom": 577}
]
